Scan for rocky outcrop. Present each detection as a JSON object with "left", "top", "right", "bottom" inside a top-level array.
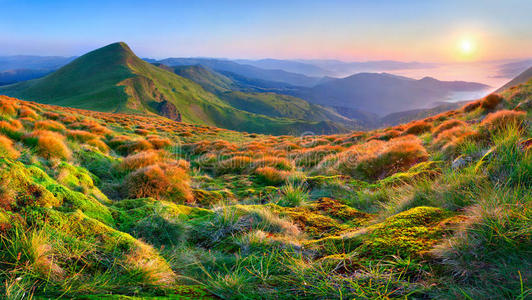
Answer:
[{"left": 157, "top": 100, "right": 181, "bottom": 122}]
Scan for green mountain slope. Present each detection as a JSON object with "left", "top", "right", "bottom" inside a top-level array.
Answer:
[
  {"left": 0, "top": 42, "right": 348, "bottom": 135},
  {"left": 165, "top": 64, "right": 237, "bottom": 93},
  {"left": 496, "top": 66, "right": 532, "bottom": 92},
  {"left": 0, "top": 43, "right": 225, "bottom": 120},
  {"left": 163, "top": 64, "right": 357, "bottom": 128}
]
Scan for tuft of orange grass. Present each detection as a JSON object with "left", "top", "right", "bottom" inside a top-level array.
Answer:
[
  {"left": 441, "top": 131, "right": 480, "bottom": 157},
  {"left": 433, "top": 126, "right": 475, "bottom": 148},
  {"left": 292, "top": 145, "right": 344, "bottom": 167},
  {"left": 42, "top": 111, "right": 61, "bottom": 120},
  {"left": 117, "top": 139, "right": 154, "bottom": 155},
  {"left": 18, "top": 107, "right": 39, "bottom": 119},
  {"left": 60, "top": 115, "right": 78, "bottom": 124},
  {"left": 432, "top": 119, "right": 468, "bottom": 138},
  {"left": 254, "top": 156, "right": 293, "bottom": 171},
  {"left": 367, "top": 129, "right": 403, "bottom": 141},
  {"left": 480, "top": 110, "right": 526, "bottom": 132},
  {"left": 254, "top": 166, "right": 290, "bottom": 185},
  {"left": 0, "top": 119, "right": 23, "bottom": 138},
  {"left": 147, "top": 135, "right": 172, "bottom": 149},
  {"left": 217, "top": 155, "right": 254, "bottom": 174},
  {"left": 0, "top": 135, "right": 20, "bottom": 159},
  {"left": 325, "top": 135, "right": 429, "bottom": 180},
  {"left": 134, "top": 128, "right": 151, "bottom": 136},
  {"left": 462, "top": 100, "right": 481, "bottom": 112},
  {"left": 71, "top": 119, "right": 111, "bottom": 135},
  {"left": 34, "top": 120, "right": 66, "bottom": 132},
  {"left": 66, "top": 129, "right": 98, "bottom": 142},
  {"left": 25, "top": 130, "right": 71, "bottom": 160},
  {"left": 86, "top": 138, "right": 109, "bottom": 153},
  {"left": 480, "top": 93, "right": 503, "bottom": 110},
  {"left": 0, "top": 97, "right": 19, "bottom": 117},
  {"left": 120, "top": 150, "right": 165, "bottom": 170},
  {"left": 402, "top": 120, "right": 432, "bottom": 135},
  {"left": 124, "top": 162, "right": 193, "bottom": 203}
]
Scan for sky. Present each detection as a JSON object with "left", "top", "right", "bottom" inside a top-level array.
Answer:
[{"left": 0, "top": 0, "right": 531, "bottom": 62}]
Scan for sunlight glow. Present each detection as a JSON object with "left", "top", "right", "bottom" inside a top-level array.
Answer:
[
  {"left": 461, "top": 40, "right": 473, "bottom": 53},
  {"left": 458, "top": 38, "right": 476, "bottom": 58}
]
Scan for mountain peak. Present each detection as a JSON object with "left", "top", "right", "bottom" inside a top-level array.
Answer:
[{"left": 95, "top": 42, "right": 135, "bottom": 57}]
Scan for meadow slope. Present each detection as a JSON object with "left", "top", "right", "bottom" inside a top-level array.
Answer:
[{"left": 0, "top": 76, "right": 530, "bottom": 298}]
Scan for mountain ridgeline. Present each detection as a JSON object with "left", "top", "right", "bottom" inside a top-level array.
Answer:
[{"left": 0, "top": 43, "right": 350, "bottom": 135}]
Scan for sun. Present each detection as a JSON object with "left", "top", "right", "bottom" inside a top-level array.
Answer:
[
  {"left": 458, "top": 38, "right": 476, "bottom": 57},
  {"left": 461, "top": 40, "right": 473, "bottom": 53}
]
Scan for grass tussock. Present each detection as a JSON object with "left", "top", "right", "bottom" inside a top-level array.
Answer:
[
  {"left": 402, "top": 120, "right": 432, "bottom": 135},
  {"left": 0, "top": 96, "right": 19, "bottom": 117},
  {"left": 254, "top": 166, "right": 291, "bottom": 185},
  {"left": 480, "top": 93, "right": 503, "bottom": 110},
  {"left": 18, "top": 107, "right": 39, "bottom": 119},
  {"left": 0, "top": 135, "right": 20, "bottom": 160},
  {"left": 33, "top": 120, "right": 66, "bottom": 132},
  {"left": 432, "top": 119, "right": 467, "bottom": 137},
  {"left": 124, "top": 162, "right": 193, "bottom": 203},
  {"left": 480, "top": 109, "right": 526, "bottom": 132},
  {"left": 324, "top": 135, "right": 429, "bottom": 180},
  {"left": 24, "top": 130, "right": 71, "bottom": 160}
]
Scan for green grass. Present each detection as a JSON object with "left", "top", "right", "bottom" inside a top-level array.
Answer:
[{"left": 0, "top": 75, "right": 530, "bottom": 298}]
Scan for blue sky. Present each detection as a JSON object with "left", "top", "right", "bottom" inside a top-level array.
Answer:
[{"left": 1, "top": 0, "right": 531, "bottom": 61}]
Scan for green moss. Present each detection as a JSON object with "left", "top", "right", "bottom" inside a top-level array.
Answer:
[
  {"left": 111, "top": 198, "right": 212, "bottom": 233},
  {"left": 304, "top": 234, "right": 364, "bottom": 255},
  {"left": 54, "top": 162, "right": 111, "bottom": 204},
  {"left": 379, "top": 161, "right": 443, "bottom": 186},
  {"left": 46, "top": 184, "right": 114, "bottom": 226},
  {"left": 0, "top": 158, "right": 114, "bottom": 226},
  {"left": 193, "top": 188, "right": 234, "bottom": 207},
  {"left": 75, "top": 149, "right": 122, "bottom": 184},
  {"left": 312, "top": 197, "right": 370, "bottom": 224},
  {"left": 28, "top": 209, "right": 176, "bottom": 289},
  {"left": 355, "top": 206, "right": 457, "bottom": 258},
  {"left": 270, "top": 203, "right": 348, "bottom": 237},
  {"left": 306, "top": 175, "right": 346, "bottom": 188},
  {"left": 0, "top": 158, "right": 60, "bottom": 208},
  {"left": 81, "top": 285, "right": 212, "bottom": 299}
]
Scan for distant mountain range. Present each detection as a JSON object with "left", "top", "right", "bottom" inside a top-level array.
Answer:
[
  {"left": 0, "top": 55, "right": 76, "bottom": 72},
  {"left": 291, "top": 72, "right": 490, "bottom": 116},
  {"left": 153, "top": 57, "right": 321, "bottom": 87},
  {"left": 0, "top": 55, "right": 76, "bottom": 85},
  {"left": 0, "top": 69, "right": 53, "bottom": 86},
  {"left": 236, "top": 59, "right": 437, "bottom": 77}
]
